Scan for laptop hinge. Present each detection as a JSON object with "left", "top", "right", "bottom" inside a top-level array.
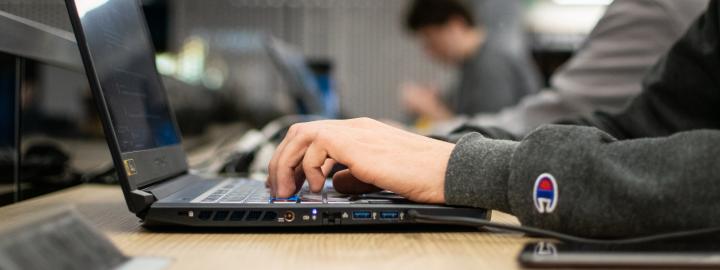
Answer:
[
  {"left": 142, "top": 173, "right": 202, "bottom": 201},
  {"left": 128, "top": 173, "right": 201, "bottom": 218},
  {"left": 128, "top": 190, "right": 155, "bottom": 218}
]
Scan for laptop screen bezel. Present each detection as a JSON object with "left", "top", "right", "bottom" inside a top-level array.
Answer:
[{"left": 64, "top": 0, "right": 189, "bottom": 208}]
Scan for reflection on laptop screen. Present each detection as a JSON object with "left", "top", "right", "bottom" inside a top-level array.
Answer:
[{"left": 76, "top": 0, "right": 180, "bottom": 153}]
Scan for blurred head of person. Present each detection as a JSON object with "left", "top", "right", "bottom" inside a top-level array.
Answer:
[{"left": 405, "top": 0, "right": 483, "bottom": 66}]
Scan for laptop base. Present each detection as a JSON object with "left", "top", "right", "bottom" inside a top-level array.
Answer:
[{"left": 144, "top": 204, "right": 491, "bottom": 228}]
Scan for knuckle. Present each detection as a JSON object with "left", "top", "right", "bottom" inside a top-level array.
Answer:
[
  {"left": 268, "top": 156, "right": 277, "bottom": 169},
  {"left": 352, "top": 117, "right": 376, "bottom": 127},
  {"left": 288, "top": 123, "right": 305, "bottom": 135},
  {"left": 287, "top": 124, "right": 299, "bottom": 134},
  {"left": 359, "top": 117, "right": 373, "bottom": 122}
]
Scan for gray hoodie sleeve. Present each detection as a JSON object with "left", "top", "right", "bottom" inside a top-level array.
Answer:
[
  {"left": 444, "top": 0, "right": 720, "bottom": 238},
  {"left": 446, "top": 128, "right": 720, "bottom": 238},
  {"left": 461, "top": 0, "right": 707, "bottom": 136}
]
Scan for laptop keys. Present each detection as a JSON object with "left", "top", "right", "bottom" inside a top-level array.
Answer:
[
  {"left": 299, "top": 194, "right": 323, "bottom": 204},
  {"left": 245, "top": 191, "right": 272, "bottom": 204},
  {"left": 221, "top": 187, "right": 254, "bottom": 202},
  {"left": 271, "top": 195, "right": 299, "bottom": 204},
  {"left": 191, "top": 178, "right": 392, "bottom": 205}
]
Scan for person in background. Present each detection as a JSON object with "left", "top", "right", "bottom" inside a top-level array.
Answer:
[
  {"left": 401, "top": 0, "right": 540, "bottom": 127},
  {"left": 267, "top": 0, "right": 720, "bottom": 238},
  {"left": 434, "top": 0, "right": 708, "bottom": 136}
]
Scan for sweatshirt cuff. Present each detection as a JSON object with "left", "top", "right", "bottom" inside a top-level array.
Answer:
[{"left": 444, "top": 133, "right": 518, "bottom": 212}]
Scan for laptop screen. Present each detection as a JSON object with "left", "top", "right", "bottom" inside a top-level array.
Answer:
[{"left": 72, "top": 0, "right": 180, "bottom": 154}]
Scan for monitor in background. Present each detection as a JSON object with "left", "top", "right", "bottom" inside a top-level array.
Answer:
[
  {"left": 142, "top": 0, "right": 170, "bottom": 53},
  {"left": 0, "top": 53, "right": 20, "bottom": 205},
  {"left": 264, "top": 37, "right": 338, "bottom": 118}
]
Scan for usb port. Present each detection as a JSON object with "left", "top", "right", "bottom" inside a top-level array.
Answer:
[
  {"left": 352, "top": 211, "right": 372, "bottom": 220},
  {"left": 380, "top": 211, "right": 400, "bottom": 220}
]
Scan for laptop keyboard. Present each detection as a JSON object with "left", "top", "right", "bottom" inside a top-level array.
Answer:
[
  {"left": 191, "top": 180, "right": 271, "bottom": 204},
  {"left": 190, "top": 178, "right": 409, "bottom": 204},
  {"left": 191, "top": 178, "right": 351, "bottom": 204}
]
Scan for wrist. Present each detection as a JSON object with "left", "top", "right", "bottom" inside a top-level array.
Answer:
[
  {"left": 410, "top": 139, "right": 454, "bottom": 204},
  {"left": 433, "top": 141, "right": 456, "bottom": 203}
]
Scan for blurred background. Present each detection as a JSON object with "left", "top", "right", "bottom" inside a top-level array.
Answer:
[{"left": 0, "top": 0, "right": 609, "bottom": 205}]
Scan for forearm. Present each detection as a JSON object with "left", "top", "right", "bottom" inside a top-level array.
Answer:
[
  {"left": 445, "top": 126, "right": 720, "bottom": 238},
  {"left": 558, "top": 0, "right": 720, "bottom": 139}
]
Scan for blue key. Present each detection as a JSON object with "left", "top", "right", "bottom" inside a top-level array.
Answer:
[{"left": 271, "top": 195, "right": 300, "bottom": 203}]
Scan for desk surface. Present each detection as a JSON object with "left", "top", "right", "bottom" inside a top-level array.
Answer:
[{"left": 0, "top": 185, "right": 533, "bottom": 270}]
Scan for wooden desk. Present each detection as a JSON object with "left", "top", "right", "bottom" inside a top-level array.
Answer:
[{"left": 0, "top": 185, "right": 533, "bottom": 270}]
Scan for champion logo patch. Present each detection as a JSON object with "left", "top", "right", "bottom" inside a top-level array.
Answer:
[{"left": 533, "top": 173, "right": 558, "bottom": 214}]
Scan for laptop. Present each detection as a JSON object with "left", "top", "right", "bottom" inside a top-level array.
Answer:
[
  {"left": 64, "top": 0, "right": 489, "bottom": 227},
  {"left": 262, "top": 36, "right": 326, "bottom": 117},
  {"left": 263, "top": 36, "right": 340, "bottom": 119}
]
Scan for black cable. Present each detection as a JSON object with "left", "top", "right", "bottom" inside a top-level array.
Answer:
[{"left": 407, "top": 210, "right": 720, "bottom": 245}]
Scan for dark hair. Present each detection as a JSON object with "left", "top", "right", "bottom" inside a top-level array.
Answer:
[{"left": 405, "top": 0, "right": 476, "bottom": 32}]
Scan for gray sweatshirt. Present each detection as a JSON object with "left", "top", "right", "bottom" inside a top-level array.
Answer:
[
  {"left": 444, "top": 0, "right": 720, "bottom": 238},
  {"left": 444, "top": 0, "right": 707, "bottom": 136}
]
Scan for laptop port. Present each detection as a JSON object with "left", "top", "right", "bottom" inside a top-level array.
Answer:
[
  {"left": 352, "top": 211, "right": 372, "bottom": 220},
  {"left": 284, "top": 211, "right": 295, "bottom": 222},
  {"left": 380, "top": 211, "right": 400, "bottom": 220},
  {"left": 322, "top": 212, "right": 342, "bottom": 224}
]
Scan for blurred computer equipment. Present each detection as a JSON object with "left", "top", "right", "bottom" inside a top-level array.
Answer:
[
  {"left": 0, "top": 52, "right": 20, "bottom": 205},
  {"left": 0, "top": 0, "right": 611, "bottom": 206},
  {"left": 264, "top": 36, "right": 338, "bottom": 118},
  {"left": 0, "top": 207, "right": 170, "bottom": 270},
  {"left": 0, "top": 10, "right": 111, "bottom": 206}
]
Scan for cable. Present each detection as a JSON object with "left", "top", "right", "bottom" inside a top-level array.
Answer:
[{"left": 407, "top": 210, "right": 720, "bottom": 245}]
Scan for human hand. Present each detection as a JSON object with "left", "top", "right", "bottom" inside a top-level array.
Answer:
[
  {"left": 266, "top": 118, "right": 455, "bottom": 204},
  {"left": 400, "top": 82, "right": 453, "bottom": 121}
]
